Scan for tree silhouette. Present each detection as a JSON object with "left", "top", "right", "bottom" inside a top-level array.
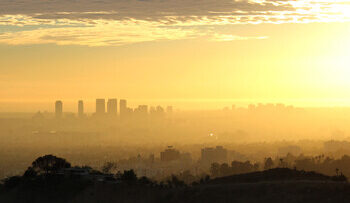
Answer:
[
  {"left": 264, "top": 157, "right": 274, "bottom": 170},
  {"left": 210, "top": 163, "right": 220, "bottom": 177},
  {"left": 167, "top": 175, "right": 186, "bottom": 188},
  {"left": 177, "top": 170, "right": 196, "bottom": 184},
  {"left": 138, "top": 176, "right": 152, "bottom": 185},
  {"left": 29, "top": 154, "right": 71, "bottom": 175},
  {"left": 23, "top": 167, "right": 37, "bottom": 177},
  {"left": 120, "top": 169, "right": 137, "bottom": 182},
  {"left": 101, "top": 162, "right": 117, "bottom": 174},
  {"left": 219, "top": 163, "right": 231, "bottom": 176}
]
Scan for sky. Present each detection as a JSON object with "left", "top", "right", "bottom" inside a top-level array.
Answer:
[{"left": 1, "top": 0, "right": 350, "bottom": 112}]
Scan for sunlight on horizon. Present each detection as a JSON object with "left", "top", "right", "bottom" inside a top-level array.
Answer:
[{"left": 1, "top": 0, "right": 350, "bottom": 110}]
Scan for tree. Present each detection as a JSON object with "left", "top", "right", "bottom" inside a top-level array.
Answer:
[
  {"left": 101, "top": 162, "right": 117, "bottom": 174},
  {"left": 210, "top": 163, "right": 220, "bottom": 177},
  {"left": 253, "top": 163, "right": 260, "bottom": 171},
  {"left": 231, "top": 161, "right": 256, "bottom": 174},
  {"left": 279, "top": 158, "right": 288, "bottom": 168},
  {"left": 29, "top": 155, "right": 71, "bottom": 175},
  {"left": 264, "top": 157, "right": 274, "bottom": 170},
  {"left": 138, "top": 176, "right": 152, "bottom": 185},
  {"left": 120, "top": 169, "right": 137, "bottom": 182},
  {"left": 167, "top": 175, "right": 186, "bottom": 188},
  {"left": 198, "top": 174, "right": 210, "bottom": 184},
  {"left": 115, "top": 171, "right": 123, "bottom": 179},
  {"left": 23, "top": 167, "right": 37, "bottom": 177},
  {"left": 178, "top": 170, "right": 196, "bottom": 184},
  {"left": 4, "top": 176, "right": 22, "bottom": 189},
  {"left": 219, "top": 163, "right": 231, "bottom": 177}
]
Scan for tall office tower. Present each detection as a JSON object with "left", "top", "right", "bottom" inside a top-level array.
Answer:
[
  {"left": 78, "top": 100, "right": 84, "bottom": 118},
  {"left": 119, "top": 99, "right": 127, "bottom": 118},
  {"left": 55, "top": 100, "right": 63, "bottom": 119},
  {"left": 107, "top": 98, "right": 118, "bottom": 116},
  {"left": 96, "top": 99, "right": 106, "bottom": 115}
]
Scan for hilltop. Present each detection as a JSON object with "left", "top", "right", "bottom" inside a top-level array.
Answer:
[
  {"left": 1, "top": 167, "right": 349, "bottom": 203},
  {"left": 209, "top": 167, "right": 345, "bottom": 184}
]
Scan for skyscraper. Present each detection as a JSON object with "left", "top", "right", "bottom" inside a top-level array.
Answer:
[
  {"left": 78, "top": 100, "right": 84, "bottom": 118},
  {"left": 120, "top": 99, "right": 127, "bottom": 117},
  {"left": 55, "top": 100, "right": 63, "bottom": 119},
  {"left": 96, "top": 99, "right": 105, "bottom": 115},
  {"left": 107, "top": 99, "right": 118, "bottom": 116}
]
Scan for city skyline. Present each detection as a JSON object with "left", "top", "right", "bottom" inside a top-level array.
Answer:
[
  {"left": 5, "top": 98, "right": 350, "bottom": 113},
  {"left": 51, "top": 98, "right": 175, "bottom": 117},
  {"left": 2, "top": 1, "right": 350, "bottom": 202}
]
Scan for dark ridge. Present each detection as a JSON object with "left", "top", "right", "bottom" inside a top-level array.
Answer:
[{"left": 208, "top": 168, "right": 346, "bottom": 184}]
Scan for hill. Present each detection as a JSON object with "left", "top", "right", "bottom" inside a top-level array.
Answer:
[
  {"left": 208, "top": 168, "right": 345, "bottom": 184},
  {"left": 1, "top": 168, "right": 349, "bottom": 203}
]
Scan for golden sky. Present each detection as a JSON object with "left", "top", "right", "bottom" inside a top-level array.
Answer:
[{"left": 0, "top": 0, "right": 350, "bottom": 111}]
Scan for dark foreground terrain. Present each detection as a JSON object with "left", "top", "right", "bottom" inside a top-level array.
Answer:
[{"left": 1, "top": 168, "right": 350, "bottom": 203}]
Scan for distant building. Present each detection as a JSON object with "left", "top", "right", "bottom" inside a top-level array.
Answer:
[
  {"left": 120, "top": 99, "right": 127, "bottom": 118},
  {"left": 160, "top": 146, "right": 181, "bottom": 162},
  {"left": 96, "top": 99, "right": 106, "bottom": 115},
  {"left": 138, "top": 105, "right": 148, "bottom": 114},
  {"left": 201, "top": 146, "right": 227, "bottom": 164},
  {"left": 156, "top": 106, "right": 164, "bottom": 113},
  {"left": 78, "top": 100, "right": 84, "bottom": 118},
  {"left": 55, "top": 100, "right": 63, "bottom": 119},
  {"left": 248, "top": 104, "right": 256, "bottom": 111},
  {"left": 107, "top": 99, "right": 118, "bottom": 116},
  {"left": 150, "top": 106, "right": 156, "bottom": 114},
  {"left": 150, "top": 106, "right": 165, "bottom": 118},
  {"left": 134, "top": 105, "right": 148, "bottom": 118},
  {"left": 180, "top": 152, "right": 192, "bottom": 163}
]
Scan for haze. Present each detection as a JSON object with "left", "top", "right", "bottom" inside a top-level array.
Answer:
[
  {"left": 2, "top": 1, "right": 350, "bottom": 199},
  {"left": 1, "top": 0, "right": 350, "bottom": 108}
]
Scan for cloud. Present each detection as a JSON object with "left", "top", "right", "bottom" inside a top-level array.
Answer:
[
  {"left": 211, "top": 33, "right": 269, "bottom": 42},
  {"left": 0, "top": 0, "right": 295, "bottom": 18},
  {"left": 0, "top": 0, "right": 349, "bottom": 46},
  {"left": 0, "top": 20, "right": 199, "bottom": 46}
]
